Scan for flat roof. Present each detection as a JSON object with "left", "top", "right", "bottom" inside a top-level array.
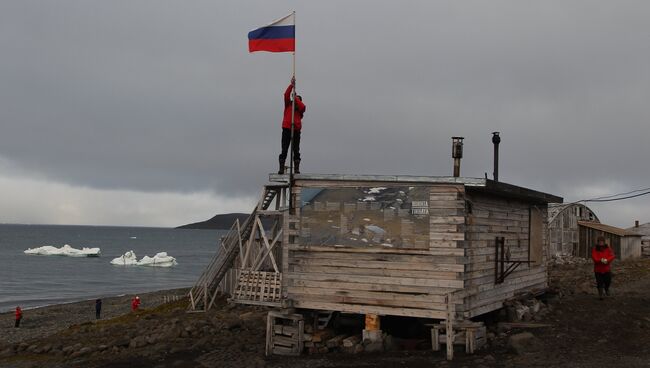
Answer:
[{"left": 269, "top": 173, "right": 563, "bottom": 204}]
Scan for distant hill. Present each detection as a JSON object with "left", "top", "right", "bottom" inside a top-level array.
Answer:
[{"left": 177, "top": 213, "right": 249, "bottom": 230}]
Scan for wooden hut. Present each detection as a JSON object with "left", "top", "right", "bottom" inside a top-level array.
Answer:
[
  {"left": 578, "top": 221, "right": 643, "bottom": 260},
  {"left": 626, "top": 221, "right": 650, "bottom": 257},
  {"left": 190, "top": 173, "right": 562, "bottom": 323}
]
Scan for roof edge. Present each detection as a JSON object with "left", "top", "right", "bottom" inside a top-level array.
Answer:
[{"left": 269, "top": 173, "right": 562, "bottom": 204}]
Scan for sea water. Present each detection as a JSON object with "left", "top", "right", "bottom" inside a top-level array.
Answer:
[{"left": 0, "top": 224, "right": 226, "bottom": 312}]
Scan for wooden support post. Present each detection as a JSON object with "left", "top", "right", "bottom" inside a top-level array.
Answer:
[
  {"left": 265, "top": 312, "right": 273, "bottom": 356},
  {"left": 431, "top": 326, "right": 441, "bottom": 351},
  {"left": 362, "top": 313, "right": 382, "bottom": 343},
  {"left": 446, "top": 293, "right": 454, "bottom": 361},
  {"left": 466, "top": 327, "right": 475, "bottom": 354},
  {"left": 365, "top": 314, "right": 380, "bottom": 331}
]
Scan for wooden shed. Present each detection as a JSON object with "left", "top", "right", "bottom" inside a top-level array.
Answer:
[
  {"left": 626, "top": 222, "right": 650, "bottom": 257},
  {"left": 189, "top": 173, "right": 563, "bottom": 323},
  {"left": 578, "top": 221, "right": 643, "bottom": 260}
]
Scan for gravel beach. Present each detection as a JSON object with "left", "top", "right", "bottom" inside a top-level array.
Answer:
[{"left": 0, "top": 288, "right": 188, "bottom": 345}]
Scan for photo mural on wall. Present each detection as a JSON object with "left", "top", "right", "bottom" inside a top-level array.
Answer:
[{"left": 300, "top": 186, "right": 431, "bottom": 249}]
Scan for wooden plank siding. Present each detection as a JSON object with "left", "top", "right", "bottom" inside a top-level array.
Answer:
[
  {"left": 285, "top": 184, "right": 467, "bottom": 319},
  {"left": 463, "top": 191, "right": 549, "bottom": 318},
  {"left": 280, "top": 180, "right": 552, "bottom": 320}
]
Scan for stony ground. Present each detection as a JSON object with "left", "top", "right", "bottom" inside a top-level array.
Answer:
[
  {"left": 0, "top": 289, "right": 188, "bottom": 346},
  {"left": 1, "top": 258, "right": 649, "bottom": 368}
]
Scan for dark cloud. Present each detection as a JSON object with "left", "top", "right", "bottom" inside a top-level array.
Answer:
[{"left": 1, "top": 1, "right": 649, "bottom": 226}]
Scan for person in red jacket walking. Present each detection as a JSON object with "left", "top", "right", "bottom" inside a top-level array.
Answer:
[
  {"left": 15, "top": 306, "right": 22, "bottom": 328},
  {"left": 131, "top": 296, "right": 140, "bottom": 312},
  {"left": 278, "top": 77, "right": 306, "bottom": 175},
  {"left": 591, "top": 236, "right": 616, "bottom": 300}
]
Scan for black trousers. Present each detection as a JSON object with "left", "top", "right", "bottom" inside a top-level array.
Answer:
[
  {"left": 279, "top": 128, "right": 301, "bottom": 162},
  {"left": 15, "top": 317, "right": 21, "bottom": 328},
  {"left": 96, "top": 310, "right": 101, "bottom": 319},
  {"left": 595, "top": 272, "right": 612, "bottom": 291}
]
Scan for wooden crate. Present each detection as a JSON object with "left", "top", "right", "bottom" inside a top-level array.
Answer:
[{"left": 266, "top": 311, "right": 304, "bottom": 356}]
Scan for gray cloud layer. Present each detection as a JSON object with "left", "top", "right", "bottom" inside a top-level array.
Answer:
[{"left": 1, "top": 1, "right": 649, "bottom": 227}]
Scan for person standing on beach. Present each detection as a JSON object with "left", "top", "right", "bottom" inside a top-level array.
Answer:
[
  {"left": 278, "top": 77, "right": 306, "bottom": 175},
  {"left": 95, "top": 299, "right": 102, "bottom": 319},
  {"left": 15, "top": 306, "right": 22, "bottom": 328},
  {"left": 592, "top": 236, "right": 616, "bottom": 300},
  {"left": 131, "top": 296, "right": 140, "bottom": 312}
]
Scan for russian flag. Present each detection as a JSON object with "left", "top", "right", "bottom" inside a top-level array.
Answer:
[{"left": 248, "top": 13, "right": 295, "bottom": 53}]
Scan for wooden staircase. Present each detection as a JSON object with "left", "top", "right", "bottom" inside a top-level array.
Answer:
[{"left": 188, "top": 184, "right": 288, "bottom": 312}]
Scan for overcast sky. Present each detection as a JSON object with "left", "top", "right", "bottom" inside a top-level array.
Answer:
[{"left": 1, "top": 1, "right": 649, "bottom": 227}]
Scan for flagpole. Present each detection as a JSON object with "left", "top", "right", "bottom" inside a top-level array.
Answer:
[{"left": 289, "top": 11, "right": 296, "bottom": 180}]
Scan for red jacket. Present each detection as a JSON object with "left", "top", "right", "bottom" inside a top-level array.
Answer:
[
  {"left": 591, "top": 246, "right": 615, "bottom": 273},
  {"left": 131, "top": 298, "right": 140, "bottom": 311},
  {"left": 282, "top": 84, "right": 306, "bottom": 131},
  {"left": 15, "top": 307, "right": 22, "bottom": 320}
]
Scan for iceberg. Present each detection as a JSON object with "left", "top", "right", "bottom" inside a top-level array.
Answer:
[
  {"left": 110, "top": 250, "right": 139, "bottom": 265},
  {"left": 111, "top": 250, "right": 177, "bottom": 267},
  {"left": 137, "top": 252, "right": 178, "bottom": 267},
  {"left": 24, "top": 244, "right": 101, "bottom": 257}
]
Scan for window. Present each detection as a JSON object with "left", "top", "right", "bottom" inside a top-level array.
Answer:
[{"left": 300, "top": 186, "right": 432, "bottom": 249}]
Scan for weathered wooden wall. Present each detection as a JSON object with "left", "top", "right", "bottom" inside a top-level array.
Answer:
[
  {"left": 619, "top": 236, "right": 642, "bottom": 260},
  {"left": 285, "top": 183, "right": 466, "bottom": 319},
  {"left": 281, "top": 180, "right": 552, "bottom": 320},
  {"left": 578, "top": 226, "right": 620, "bottom": 259},
  {"left": 463, "top": 192, "right": 549, "bottom": 318}
]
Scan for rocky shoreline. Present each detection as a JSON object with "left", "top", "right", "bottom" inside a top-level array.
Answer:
[{"left": 0, "top": 288, "right": 188, "bottom": 346}]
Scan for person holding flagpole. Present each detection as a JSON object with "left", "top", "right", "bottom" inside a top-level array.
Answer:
[
  {"left": 248, "top": 12, "right": 304, "bottom": 175},
  {"left": 278, "top": 76, "right": 305, "bottom": 174}
]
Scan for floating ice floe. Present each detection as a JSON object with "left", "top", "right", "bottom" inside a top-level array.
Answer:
[
  {"left": 110, "top": 251, "right": 178, "bottom": 267},
  {"left": 24, "top": 244, "right": 101, "bottom": 257},
  {"left": 110, "top": 250, "right": 138, "bottom": 265},
  {"left": 138, "top": 252, "right": 178, "bottom": 267}
]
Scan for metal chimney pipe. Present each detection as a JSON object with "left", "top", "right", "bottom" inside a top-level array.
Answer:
[
  {"left": 452, "top": 137, "right": 464, "bottom": 177},
  {"left": 492, "top": 132, "right": 501, "bottom": 181}
]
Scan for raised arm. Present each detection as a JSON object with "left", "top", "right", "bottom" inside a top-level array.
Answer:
[{"left": 284, "top": 83, "right": 293, "bottom": 105}]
